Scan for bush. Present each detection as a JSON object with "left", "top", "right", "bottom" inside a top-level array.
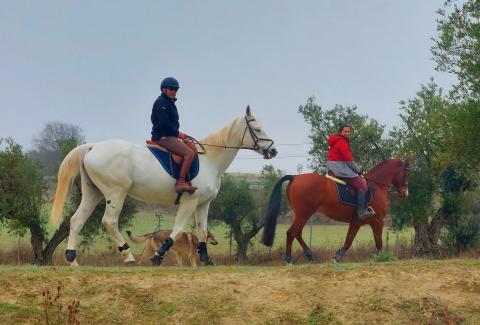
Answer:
[
  {"left": 440, "top": 216, "right": 480, "bottom": 255},
  {"left": 371, "top": 250, "right": 397, "bottom": 263}
]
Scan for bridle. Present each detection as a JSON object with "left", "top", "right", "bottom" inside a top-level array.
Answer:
[{"left": 197, "top": 116, "right": 274, "bottom": 152}]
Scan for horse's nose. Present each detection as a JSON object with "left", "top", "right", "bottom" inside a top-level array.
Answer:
[{"left": 270, "top": 148, "right": 278, "bottom": 157}]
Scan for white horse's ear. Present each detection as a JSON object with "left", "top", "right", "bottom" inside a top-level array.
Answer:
[{"left": 246, "top": 105, "right": 251, "bottom": 116}]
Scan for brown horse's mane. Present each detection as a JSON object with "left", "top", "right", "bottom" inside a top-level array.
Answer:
[{"left": 366, "top": 158, "right": 402, "bottom": 182}]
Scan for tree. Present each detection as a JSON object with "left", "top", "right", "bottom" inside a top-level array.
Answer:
[
  {"left": 209, "top": 175, "right": 258, "bottom": 261},
  {"left": 432, "top": 0, "right": 480, "bottom": 100},
  {"left": 389, "top": 81, "right": 477, "bottom": 256},
  {"left": 431, "top": 0, "right": 480, "bottom": 178},
  {"left": 0, "top": 138, "right": 48, "bottom": 263},
  {"left": 298, "top": 97, "right": 391, "bottom": 172},
  {"left": 31, "top": 121, "right": 86, "bottom": 176}
]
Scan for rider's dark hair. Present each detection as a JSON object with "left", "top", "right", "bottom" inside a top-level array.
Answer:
[{"left": 337, "top": 123, "right": 351, "bottom": 134}]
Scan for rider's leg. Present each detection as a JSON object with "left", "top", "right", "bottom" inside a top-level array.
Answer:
[
  {"left": 346, "top": 177, "right": 375, "bottom": 220},
  {"left": 156, "top": 137, "right": 196, "bottom": 193}
]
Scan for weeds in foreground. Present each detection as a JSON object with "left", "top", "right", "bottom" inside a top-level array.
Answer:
[
  {"left": 371, "top": 250, "right": 397, "bottom": 263},
  {"left": 41, "top": 285, "right": 80, "bottom": 325}
]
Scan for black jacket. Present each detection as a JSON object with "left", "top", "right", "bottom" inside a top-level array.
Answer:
[{"left": 151, "top": 93, "right": 180, "bottom": 140}]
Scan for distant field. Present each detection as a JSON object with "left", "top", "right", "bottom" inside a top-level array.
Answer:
[{"left": 0, "top": 211, "right": 413, "bottom": 257}]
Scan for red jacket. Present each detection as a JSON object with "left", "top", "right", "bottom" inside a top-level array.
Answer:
[{"left": 327, "top": 134, "right": 353, "bottom": 161}]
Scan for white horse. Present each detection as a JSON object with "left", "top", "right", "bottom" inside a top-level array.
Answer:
[{"left": 50, "top": 106, "right": 277, "bottom": 266}]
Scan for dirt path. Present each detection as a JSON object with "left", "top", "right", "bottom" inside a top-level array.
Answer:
[{"left": 0, "top": 259, "right": 478, "bottom": 324}]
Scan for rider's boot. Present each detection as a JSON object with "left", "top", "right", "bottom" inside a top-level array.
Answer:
[
  {"left": 357, "top": 190, "right": 375, "bottom": 220},
  {"left": 175, "top": 154, "right": 197, "bottom": 194}
]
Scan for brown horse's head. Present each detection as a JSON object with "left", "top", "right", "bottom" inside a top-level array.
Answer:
[{"left": 391, "top": 159, "right": 410, "bottom": 198}]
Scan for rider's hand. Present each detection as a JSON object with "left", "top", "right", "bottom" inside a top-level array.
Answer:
[
  {"left": 178, "top": 131, "right": 187, "bottom": 140},
  {"left": 359, "top": 170, "right": 365, "bottom": 178}
]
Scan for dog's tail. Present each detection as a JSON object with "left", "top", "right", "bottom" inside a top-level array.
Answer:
[{"left": 126, "top": 230, "right": 154, "bottom": 244}]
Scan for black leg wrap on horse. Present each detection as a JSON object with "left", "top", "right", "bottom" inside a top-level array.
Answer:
[
  {"left": 285, "top": 254, "right": 292, "bottom": 264},
  {"left": 151, "top": 237, "right": 174, "bottom": 266},
  {"left": 304, "top": 248, "right": 313, "bottom": 261},
  {"left": 197, "top": 242, "right": 210, "bottom": 263},
  {"left": 118, "top": 242, "right": 129, "bottom": 252},
  {"left": 334, "top": 247, "right": 347, "bottom": 263},
  {"left": 65, "top": 249, "right": 77, "bottom": 262}
]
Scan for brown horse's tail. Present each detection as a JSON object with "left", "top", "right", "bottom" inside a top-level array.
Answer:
[{"left": 262, "top": 175, "right": 294, "bottom": 247}]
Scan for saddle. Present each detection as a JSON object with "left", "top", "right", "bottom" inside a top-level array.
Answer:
[
  {"left": 146, "top": 139, "right": 200, "bottom": 182},
  {"left": 325, "top": 171, "right": 372, "bottom": 207},
  {"left": 146, "top": 139, "right": 198, "bottom": 165}
]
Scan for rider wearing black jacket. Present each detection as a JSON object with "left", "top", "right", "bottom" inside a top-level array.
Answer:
[{"left": 150, "top": 77, "right": 196, "bottom": 194}]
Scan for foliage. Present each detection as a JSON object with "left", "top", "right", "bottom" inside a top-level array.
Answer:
[
  {"left": 441, "top": 100, "right": 480, "bottom": 176},
  {"left": 209, "top": 165, "right": 286, "bottom": 260},
  {"left": 0, "top": 137, "right": 48, "bottom": 245},
  {"left": 441, "top": 216, "right": 480, "bottom": 255},
  {"left": 440, "top": 168, "right": 480, "bottom": 253},
  {"left": 432, "top": 0, "right": 480, "bottom": 100},
  {"left": 209, "top": 174, "right": 258, "bottom": 260},
  {"left": 298, "top": 97, "right": 391, "bottom": 172},
  {"left": 390, "top": 164, "right": 436, "bottom": 231},
  {"left": 31, "top": 121, "right": 86, "bottom": 176},
  {"left": 371, "top": 250, "right": 397, "bottom": 263},
  {"left": 390, "top": 80, "right": 449, "bottom": 169}
]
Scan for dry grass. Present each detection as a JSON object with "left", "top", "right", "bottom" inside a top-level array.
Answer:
[
  {"left": 0, "top": 240, "right": 412, "bottom": 267},
  {"left": 0, "top": 259, "right": 478, "bottom": 324}
]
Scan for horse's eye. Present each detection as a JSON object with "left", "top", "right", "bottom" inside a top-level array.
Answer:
[{"left": 254, "top": 128, "right": 261, "bottom": 132}]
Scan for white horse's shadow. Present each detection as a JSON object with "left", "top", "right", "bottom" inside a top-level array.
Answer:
[{"left": 50, "top": 106, "right": 277, "bottom": 266}]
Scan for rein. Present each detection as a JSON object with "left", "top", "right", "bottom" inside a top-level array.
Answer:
[{"left": 195, "top": 116, "right": 274, "bottom": 152}]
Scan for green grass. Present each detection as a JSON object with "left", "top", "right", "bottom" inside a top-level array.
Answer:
[{"left": 0, "top": 211, "right": 413, "bottom": 256}]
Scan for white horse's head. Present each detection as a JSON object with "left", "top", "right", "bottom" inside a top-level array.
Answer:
[{"left": 242, "top": 106, "right": 278, "bottom": 159}]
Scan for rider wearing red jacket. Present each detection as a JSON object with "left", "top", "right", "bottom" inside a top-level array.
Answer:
[{"left": 327, "top": 123, "right": 375, "bottom": 220}]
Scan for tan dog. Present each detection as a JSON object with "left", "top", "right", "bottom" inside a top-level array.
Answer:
[{"left": 126, "top": 230, "right": 218, "bottom": 266}]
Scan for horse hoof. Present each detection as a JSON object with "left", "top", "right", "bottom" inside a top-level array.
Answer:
[
  {"left": 332, "top": 257, "right": 339, "bottom": 264},
  {"left": 204, "top": 258, "right": 215, "bottom": 266},
  {"left": 69, "top": 259, "right": 79, "bottom": 267},
  {"left": 122, "top": 251, "right": 136, "bottom": 264}
]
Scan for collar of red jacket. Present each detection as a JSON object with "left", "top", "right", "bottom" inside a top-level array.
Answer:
[{"left": 328, "top": 134, "right": 349, "bottom": 146}]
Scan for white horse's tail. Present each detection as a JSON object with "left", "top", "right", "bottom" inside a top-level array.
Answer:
[{"left": 50, "top": 144, "right": 92, "bottom": 229}]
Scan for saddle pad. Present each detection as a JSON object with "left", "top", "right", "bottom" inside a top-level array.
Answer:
[
  {"left": 147, "top": 146, "right": 200, "bottom": 182},
  {"left": 335, "top": 183, "right": 373, "bottom": 207}
]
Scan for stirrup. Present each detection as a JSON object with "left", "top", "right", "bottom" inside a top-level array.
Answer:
[
  {"left": 358, "top": 207, "right": 375, "bottom": 220},
  {"left": 175, "top": 181, "right": 197, "bottom": 194}
]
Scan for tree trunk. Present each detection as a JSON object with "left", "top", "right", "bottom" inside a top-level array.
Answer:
[
  {"left": 231, "top": 227, "right": 249, "bottom": 262},
  {"left": 29, "top": 222, "right": 45, "bottom": 265},
  {"left": 236, "top": 241, "right": 249, "bottom": 262},
  {"left": 412, "top": 208, "right": 449, "bottom": 258},
  {"left": 42, "top": 219, "right": 70, "bottom": 265},
  {"left": 412, "top": 220, "right": 435, "bottom": 257}
]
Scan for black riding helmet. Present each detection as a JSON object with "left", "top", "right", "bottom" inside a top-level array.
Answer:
[{"left": 160, "top": 77, "right": 180, "bottom": 90}]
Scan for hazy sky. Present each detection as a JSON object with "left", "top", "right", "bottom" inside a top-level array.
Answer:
[{"left": 1, "top": 1, "right": 456, "bottom": 174}]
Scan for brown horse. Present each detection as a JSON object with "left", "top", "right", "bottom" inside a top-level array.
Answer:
[{"left": 261, "top": 158, "right": 410, "bottom": 263}]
